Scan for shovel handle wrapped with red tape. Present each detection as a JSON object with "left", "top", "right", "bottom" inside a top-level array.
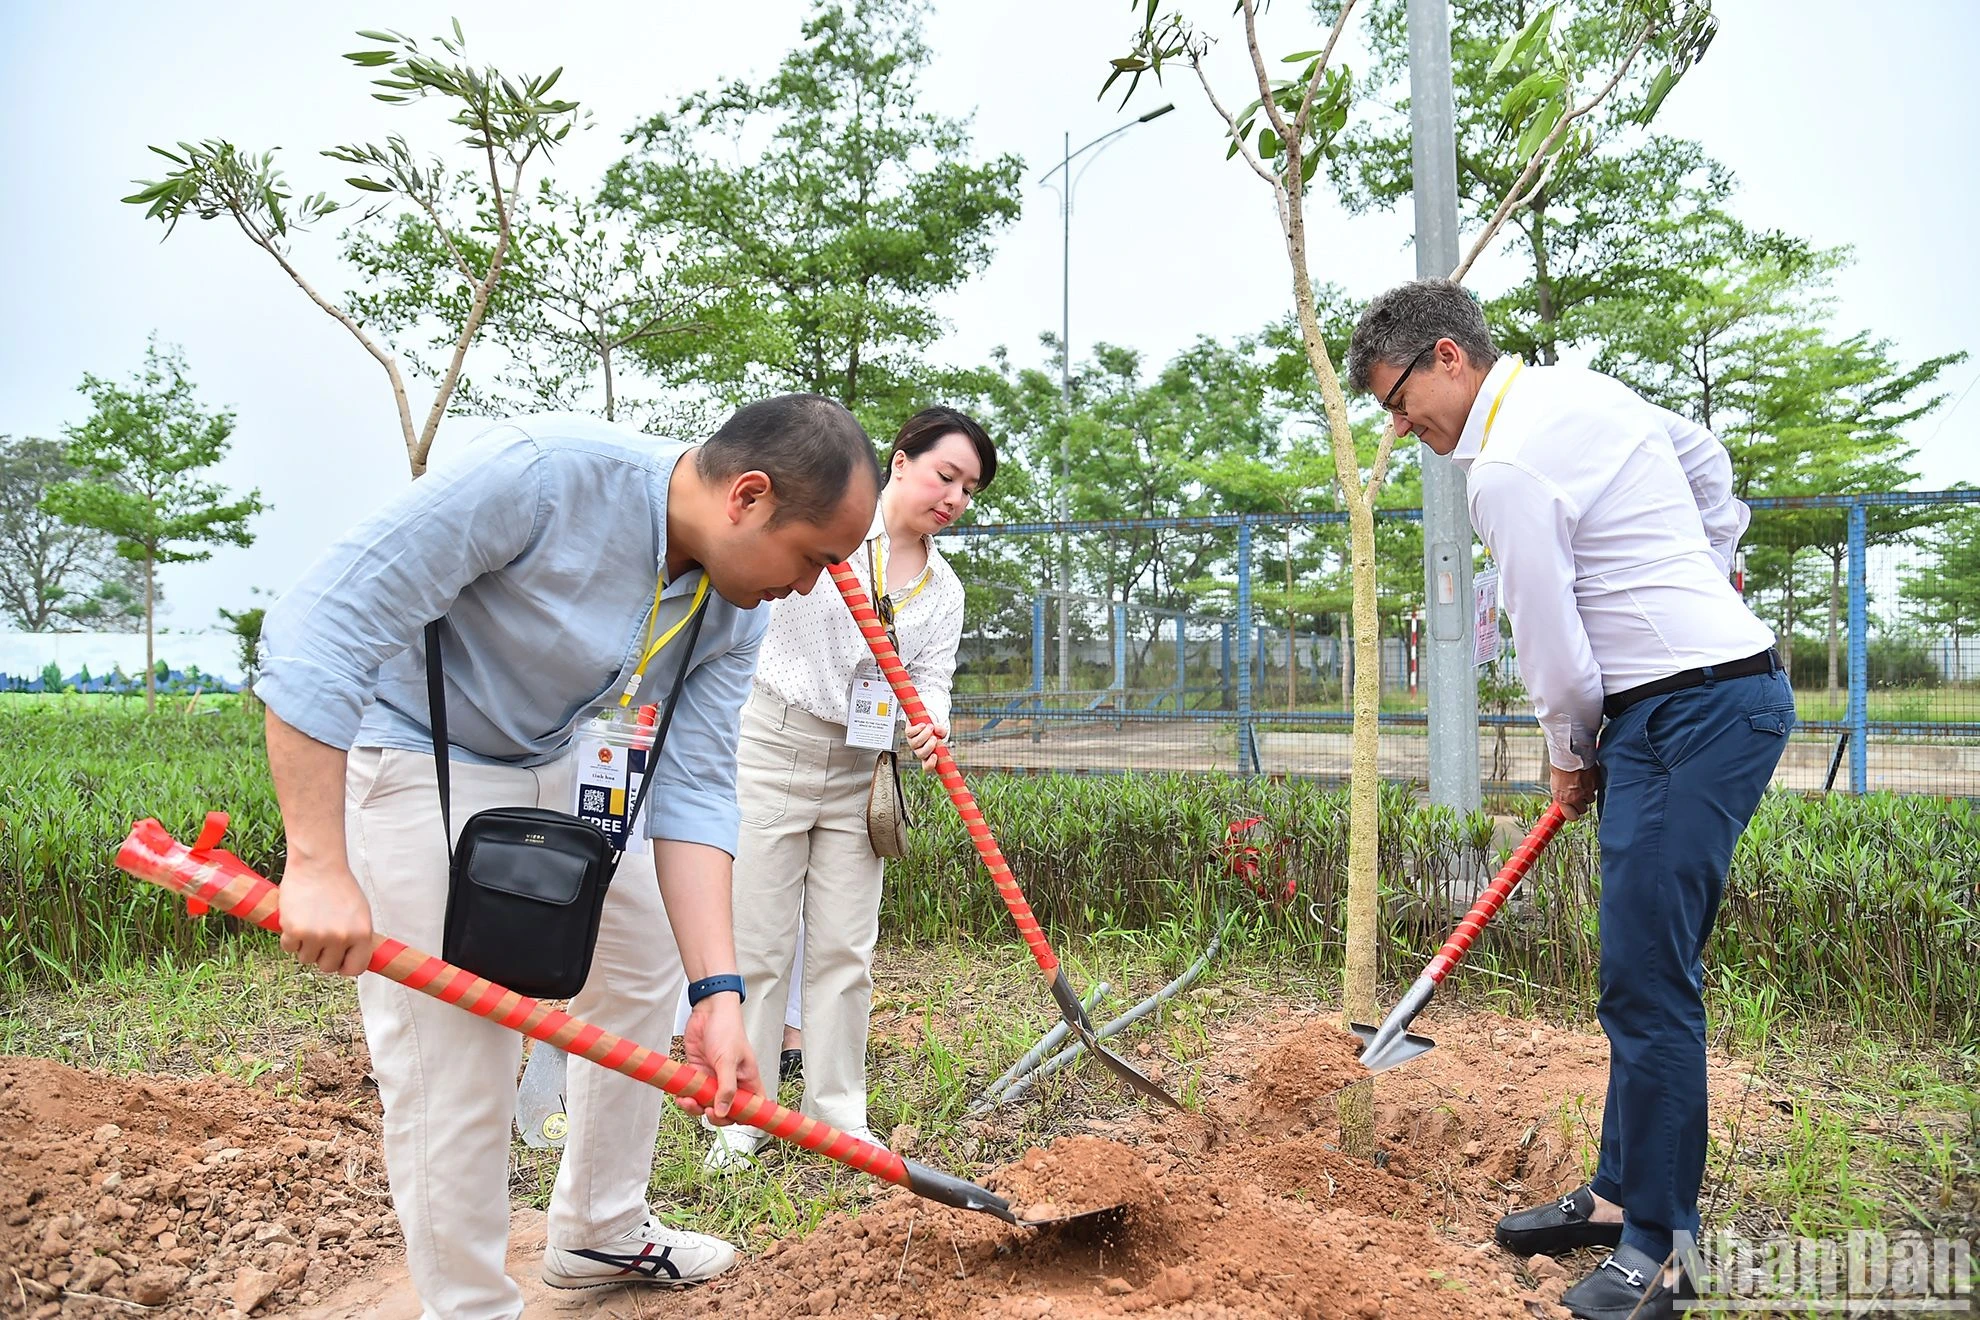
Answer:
[
  {"left": 1425, "top": 802, "right": 1568, "bottom": 983},
  {"left": 827, "top": 562, "right": 1057, "bottom": 975},
  {"left": 114, "top": 814, "right": 1017, "bottom": 1224}
]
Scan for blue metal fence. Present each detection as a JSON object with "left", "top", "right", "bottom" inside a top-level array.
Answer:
[{"left": 940, "top": 490, "right": 1980, "bottom": 798}]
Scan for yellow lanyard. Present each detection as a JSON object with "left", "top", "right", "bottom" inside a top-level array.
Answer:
[
  {"left": 618, "top": 573, "right": 710, "bottom": 707},
  {"left": 872, "top": 534, "right": 929, "bottom": 612},
  {"left": 1479, "top": 359, "right": 1524, "bottom": 452}
]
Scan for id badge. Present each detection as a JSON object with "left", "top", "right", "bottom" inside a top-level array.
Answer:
[
  {"left": 845, "top": 662, "right": 898, "bottom": 751},
  {"left": 572, "top": 709, "right": 655, "bottom": 856}
]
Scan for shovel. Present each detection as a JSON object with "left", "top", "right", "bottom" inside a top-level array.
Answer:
[
  {"left": 1352, "top": 803, "right": 1568, "bottom": 1073},
  {"left": 829, "top": 563, "right": 1184, "bottom": 1111},
  {"left": 113, "top": 814, "right": 1121, "bottom": 1230}
]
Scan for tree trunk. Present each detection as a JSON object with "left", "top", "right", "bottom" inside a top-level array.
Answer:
[
  {"left": 1530, "top": 203, "right": 1558, "bottom": 366},
  {"left": 1826, "top": 550, "right": 1841, "bottom": 705},
  {"left": 143, "top": 550, "right": 156, "bottom": 714},
  {"left": 1336, "top": 491, "right": 1382, "bottom": 1158},
  {"left": 600, "top": 312, "right": 617, "bottom": 422}
]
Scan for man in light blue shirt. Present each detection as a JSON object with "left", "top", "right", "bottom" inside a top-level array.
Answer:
[{"left": 257, "top": 394, "right": 878, "bottom": 1318}]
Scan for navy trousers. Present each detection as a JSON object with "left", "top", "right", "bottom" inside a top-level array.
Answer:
[{"left": 1588, "top": 666, "right": 1794, "bottom": 1261}]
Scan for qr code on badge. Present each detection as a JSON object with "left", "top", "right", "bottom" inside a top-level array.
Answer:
[
  {"left": 854, "top": 698, "right": 873, "bottom": 715},
  {"left": 580, "top": 786, "right": 608, "bottom": 814}
]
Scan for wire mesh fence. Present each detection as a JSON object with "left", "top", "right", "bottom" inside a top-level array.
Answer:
[{"left": 941, "top": 490, "right": 1980, "bottom": 799}]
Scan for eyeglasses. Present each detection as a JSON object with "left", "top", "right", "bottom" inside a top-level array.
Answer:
[{"left": 1380, "top": 344, "right": 1437, "bottom": 416}]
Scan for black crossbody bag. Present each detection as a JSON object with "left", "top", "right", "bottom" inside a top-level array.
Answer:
[{"left": 423, "top": 598, "right": 708, "bottom": 999}]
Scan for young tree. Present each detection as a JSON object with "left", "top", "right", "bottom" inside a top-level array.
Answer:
[
  {"left": 603, "top": 0, "right": 1024, "bottom": 434},
  {"left": 42, "top": 342, "right": 265, "bottom": 711},
  {"left": 219, "top": 591, "right": 269, "bottom": 698},
  {"left": 123, "top": 25, "right": 582, "bottom": 477},
  {"left": 1105, "top": 0, "right": 1713, "bottom": 1156},
  {"left": 341, "top": 181, "right": 757, "bottom": 429},
  {"left": 0, "top": 435, "right": 151, "bottom": 631}
]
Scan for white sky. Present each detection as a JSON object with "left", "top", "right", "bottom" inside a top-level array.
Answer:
[{"left": 2, "top": 0, "right": 1975, "bottom": 634}]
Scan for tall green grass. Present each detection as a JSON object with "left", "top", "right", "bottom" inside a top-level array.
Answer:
[
  {"left": 1, "top": 700, "right": 281, "bottom": 989},
  {"left": 887, "top": 773, "right": 1980, "bottom": 1040},
  {"left": 5, "top": 704, "right": 1976, "bottom": 1042}
]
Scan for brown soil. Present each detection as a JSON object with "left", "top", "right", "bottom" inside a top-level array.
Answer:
[
  {"left": 0, "top": 1006, "right": 1787, "bottom": 1320},
  {"left": 0, "top": 1051, "right": 396, "bottom": 1318}
]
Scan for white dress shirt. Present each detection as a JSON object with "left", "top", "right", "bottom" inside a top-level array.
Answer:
[
  {"left": 752, "top": 508, "right": 966, "bottom": 731},
  {"left": 1452, "top": 357, "right": 1775, "bottom": 771}
]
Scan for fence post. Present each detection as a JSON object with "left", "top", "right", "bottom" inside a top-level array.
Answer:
[
  {"left": 1220, "top": 623, "right": 1233, "bottom": 711},
  {"left": 1173, "top": 612, "right": 1187, "bottom": 712},
  {"left": 1847, "top": 501, "right": 1869, "bottom": 794},
  {"left": 1237, "top": 520, "right": 1254, "bottom": 774},
  {"left": 1111, "top": 602, "right": 1128, "bottom": 694},
  {"left": 1031, "top": 592, "right": 1047, "bottom": 741}
]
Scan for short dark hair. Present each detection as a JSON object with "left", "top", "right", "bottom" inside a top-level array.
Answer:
[
  {"left": 884, "top": 407, "right": 998, "bottom": 491},
  {"left": 697, "top": 394, "right": 880, "bottom": 526},
  {"left": 1347, "top": 279, "right": 1500, "bottom": 393}
]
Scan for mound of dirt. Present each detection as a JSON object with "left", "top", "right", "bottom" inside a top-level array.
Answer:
[
  {"left": 1244, "top": 1023, "right": 1370, "bottom": 1133},
  {"left": 0, "top": 1053, "right": 396, "bottom": 1318},
  {"left": 986, "top": 1136, "right": 1159, "bottom": 1223}
]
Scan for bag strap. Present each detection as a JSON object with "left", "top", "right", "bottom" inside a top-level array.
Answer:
[
  {"left": 424, "top": 620, "right": 456, "bottom": 861},
  {"left": 612, "top": 592, "right": 709, "bottom": 864},
  {"left": 423, "top": 586, "right": 713, "bottom": 864}
]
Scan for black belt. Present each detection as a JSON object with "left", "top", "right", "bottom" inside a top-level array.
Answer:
[{"left": 1601, "top": 648, "right": 1781, "bottom": 720}]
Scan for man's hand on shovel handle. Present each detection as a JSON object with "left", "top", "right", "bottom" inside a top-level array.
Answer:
[
  {"left": 1550, "top": 764, "right": 1601, "bottom": 821},
  {"left": 680, "top": 993, "right": 759, "bottom": 1124},
  {"left": 277, "top": 859, "right": 375, "bottom": 978}
]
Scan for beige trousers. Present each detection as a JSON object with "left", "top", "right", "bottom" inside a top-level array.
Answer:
[
  {"left": 729, "top": 687, "right": 887, "bottom": 1136},
  {"left": 345, "top": 746, "right": 685, "bottom": 1320}
]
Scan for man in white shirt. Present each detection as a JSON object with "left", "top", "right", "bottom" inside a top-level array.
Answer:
[{"left": 1348, "top": 281, "right": 1795, "bottom": 1320}]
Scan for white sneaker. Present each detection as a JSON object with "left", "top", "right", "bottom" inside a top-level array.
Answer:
[
  {"left": 540, "top": 1213, "right": 738, "bottom": 1289},
  {"left": 701, "top": 1121, "right": 769, "bottom": 1173}
]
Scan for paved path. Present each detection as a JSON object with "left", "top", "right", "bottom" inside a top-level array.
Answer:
[{"left": 953, "top": 719, "right": 1980, "bottom": 796}]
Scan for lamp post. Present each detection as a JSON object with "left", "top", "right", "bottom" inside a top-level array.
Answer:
[{"left": 1037, "top": 103, "right": 1173, "bottom": 692}]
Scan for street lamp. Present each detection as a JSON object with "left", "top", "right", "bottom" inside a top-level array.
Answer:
[{"left": 1037, "top": 102, "right": 1173, "bottom": 692}]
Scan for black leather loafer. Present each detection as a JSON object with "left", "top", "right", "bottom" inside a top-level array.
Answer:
[
  {"left": 1562, "top": 1244, "right": 1695, "bottom": 1319},
  {"left": 779, "top": 1048, "right": 804, "bottom": 1084},
  {"left": 1495, "top": 1185, "right": 1625, "bottom": 1257}
]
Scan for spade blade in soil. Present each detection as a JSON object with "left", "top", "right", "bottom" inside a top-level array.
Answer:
[
  {"left": 1349, "top": 1021, "right": 1437, "bottom": 1074},
  {"left": 1018, "top": 1202, "right": 1130, "bottom": 1231}
]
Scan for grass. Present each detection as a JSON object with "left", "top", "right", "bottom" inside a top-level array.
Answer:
[{"left": 6, "top": 934, "right": 1974, "bottom": 1259}]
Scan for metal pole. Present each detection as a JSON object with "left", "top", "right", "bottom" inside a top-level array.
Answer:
[
  {"left": 1038, "top": 107, "right": 1172, "bottom": 698},
  {"left": 1847, "top": 501, "right": 1869, "bottom": 794},
  {"left": 1058, "top": 131, "right": 1073, "bottom": 694},
  {"left": 1237, "top": 520, "right": 1255, "bottom": 774},
  {"left": 1409, "top": 0, "right": 1482, "bottom": 814}
]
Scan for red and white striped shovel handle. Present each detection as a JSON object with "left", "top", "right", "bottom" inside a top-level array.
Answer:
[
  {"left": 115, "top": 817, "right": 907, "bottom": 1178},
  {"left": 1423, "top": 802, "right": 1568, "bottom": 983},
  {"left": 828, "top": 562, "right": 1059, "bottom": 975}
]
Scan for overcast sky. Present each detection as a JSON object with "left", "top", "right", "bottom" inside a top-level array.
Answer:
[{"left": 3, "top": 1, "right": 1975, "bottom": 634}]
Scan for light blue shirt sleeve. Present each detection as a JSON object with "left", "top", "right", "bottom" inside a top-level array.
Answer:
[
  {"left": 644, "top": 610, "right": 767, "bottom": 856},
  {"left": 257, "top": 431, "right": 547, "bottom": 750}
]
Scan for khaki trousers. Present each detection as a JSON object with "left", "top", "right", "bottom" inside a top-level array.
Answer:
[
  {"left": 729, "top": 687, "right": 887, "bottom": 1136},
  {"left": 345, "top": 746, "right": 684, "bottom": 1320}
]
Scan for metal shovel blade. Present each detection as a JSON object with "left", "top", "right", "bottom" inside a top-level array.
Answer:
[
  {"left": 515, "top": 1042, "right": 570, "bottom": 1148},
  {"left": 1348, "top": 1021, "right": 1437, "bottom": 1074},
  {"left": 1017, "top": 1201, "right": 1130, "bottom": 1231},
  {"left": 1050, "top": 969, "right": 1186, "bottom": 1109}
]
